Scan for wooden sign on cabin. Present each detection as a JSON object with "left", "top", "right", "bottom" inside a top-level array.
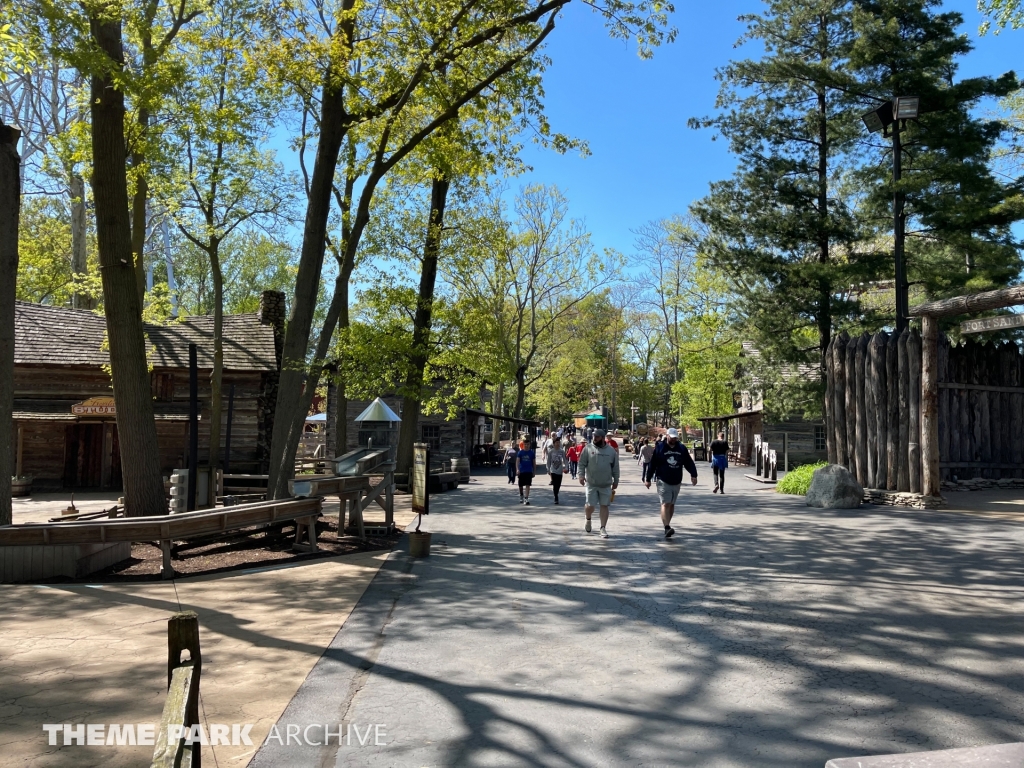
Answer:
[{"left": 71, "top": 396, "right": 116, "bottom": 416}]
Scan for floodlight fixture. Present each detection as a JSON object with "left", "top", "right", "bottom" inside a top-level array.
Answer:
[
  {"left": 893, "top": 96, "right": 920, "bottom": 120},
  {"left": 861, "top": 101, "right": 894, "bottom": 134}
]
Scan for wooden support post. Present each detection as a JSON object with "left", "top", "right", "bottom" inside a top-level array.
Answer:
[
  {"left": 872, "top": 332, "right": 889, "bottom": 490},
  {"left": 908, "top": 329, "right": 923, "bottom": 494},
  {"left": 921, "top": 316, "right": 941, "bottom": 497},
  {"left": 832, "top": 333, "right": 848, "bottom": 468},
  {"left": 825, "top": 337, "right": 836, "bottom": 465},
  {"left": 166, "top": 611, "right": 201, "bottom": 768},
  {"left": 161, "top": 540, "right": 173, "bottom": 580},
  {"left": 897, "top": 329, "right": 911, "bottom": 491},
  {"left": 385, "top": 470, "right": 395, "bottom": 531},
  {"left": 15, "top": 423, "right": 23, "bottom": 478},
  {"left": 845, "top": 337, "right": 858, "bottom": 479},
  {"left": 865, "top": 335, "right": 878, "bottom": 486},
  {"left": 855, "top": 333, "right": 869, "bottom": 487},
  {"left": 886, "top": 330, "right": 899, "bottom": 490}
]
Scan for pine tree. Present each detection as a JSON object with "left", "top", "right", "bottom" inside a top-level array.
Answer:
[
  {"left": 849, "top": 0, "right": 1023, "bottom": 301},
  {"left": 690, "top": 0, "right": 877, "bottom": 376}
]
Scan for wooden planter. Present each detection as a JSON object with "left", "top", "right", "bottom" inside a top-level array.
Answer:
[
  {"left": 409, "top": 531, "right": 432, "bottom": 558},
  {"left": 11, "top": 477, "right": 32, "bottom": 497}
]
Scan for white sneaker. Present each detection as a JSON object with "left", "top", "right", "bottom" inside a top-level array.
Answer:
[
  {"left": 600, "top": 527, "right": 608, "bottom": 538},
  {"left": 585, "top": 519, "right": 592, "bottom": 533}
]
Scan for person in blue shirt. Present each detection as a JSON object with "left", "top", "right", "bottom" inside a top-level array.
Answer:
[
  {"left": 643, "top": 428, "right": 698, "bottom": 539},
  {"left": 516, "top": 440, "right": 536, "bottom": 506}
]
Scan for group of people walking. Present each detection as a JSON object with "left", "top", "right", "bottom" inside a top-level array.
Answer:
[{"left": 503, "top": 427, "right": 732, "bottom": 538}]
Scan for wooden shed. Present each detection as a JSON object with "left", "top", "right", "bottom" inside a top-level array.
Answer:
[{"left": 8, "top": 292, "right": 284, "bottom": 491}]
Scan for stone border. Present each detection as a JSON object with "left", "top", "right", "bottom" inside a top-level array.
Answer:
[
  {"left": 863, "top": 489, "right": 945, "bottom": 509},
  {"left": 942, "top": 477, "right": 1024, "bottom": 492}
]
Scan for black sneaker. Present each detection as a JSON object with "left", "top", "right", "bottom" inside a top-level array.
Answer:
[{"left": 665, "top": 527, "right": 675, "bottom": 539}]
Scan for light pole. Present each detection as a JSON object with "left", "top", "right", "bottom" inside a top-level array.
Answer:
[{"left": 862, "top": 96, "right": 920, "bottom": 335}]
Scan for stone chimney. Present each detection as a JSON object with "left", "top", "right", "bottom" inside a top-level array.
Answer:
[
  {"left": 256, "top": 290, "right": 285, "bottom": 471},
  {"left": 257, "top": 290, "right": 285, "bottom": 371}
]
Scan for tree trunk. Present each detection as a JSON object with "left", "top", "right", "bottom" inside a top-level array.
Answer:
[
  {"left": 266, "top": 81, "right": 351, "bottom": 500},
  {"left": 89, "top": 15, "right": 167, "bottom": 517},
  {"left": 0, "top": 122, "right": 21, "bottom": 527},
  {"left": 513, "top": 366, "right": 527, "bottom": 420},
  {"left": 69, "top": 172, "right": 90, "bottom": 309},
  {"left": 396, "top": 176, "right": 450, "bottom": 476},
  {"left": 492, "top": 382, "right": 504, "bottom": 444},
  {"left": 208, "top": 245, "right": 224, "bottom": 478},
  {"left": 131, "top": 106, "right": 149, "bottom": 306}
]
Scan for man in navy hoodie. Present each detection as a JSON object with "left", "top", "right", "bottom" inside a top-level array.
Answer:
[{"left": 643, "top": 428, "right": 698, "bottom": 539}]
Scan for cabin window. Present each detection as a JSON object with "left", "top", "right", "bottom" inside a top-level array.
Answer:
[
  {"left": 421, "top": 424, "right": 441, "bottom": 451},
  {"left": 814, "top": 425, "right": 826, "bottom": 451}
]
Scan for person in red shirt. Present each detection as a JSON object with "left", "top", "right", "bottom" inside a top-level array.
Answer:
[
  {"left": 567, "top": 441, "right": 581, "bottom": 479},
  {"left": 606, "top": 435, "right": 619, "bottom": 451}
]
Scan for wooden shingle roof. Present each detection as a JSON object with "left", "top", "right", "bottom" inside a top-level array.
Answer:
[{"left": 14, "top": 302, "right": 278, "bottom": 372}]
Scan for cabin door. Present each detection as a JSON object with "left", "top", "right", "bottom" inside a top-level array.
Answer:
[{"left": 64, "top": 422, "right": 121, "bottom": 490}]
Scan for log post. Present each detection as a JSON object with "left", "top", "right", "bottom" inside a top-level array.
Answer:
[
  {"left": 908, "top": 329, "right": 922, "bottom": 494},
  {"left": 921, "top": 316, "right": 941, "bottom": 497},
  {"left": 864, "top": 335, "right": 878, "bottom": 487},
  {"left": 0, "top": 122, "right": 21, "bottom": 528},
  {"left": 897, "top": 329, "right": 910, "bottom": 491},
  {"left": 167, "top": 610, "right": 201, "bottom": 768},
  {"left": 833, "top": 333, "right": 848, "bottom": 467},
  {"left": 886, "top": 330, "right": 899, "bottom": 490},
  {"left": 845, "top": 337, "right": 858, "bottom": 479},
  {"left": 825, "top": 336, "right": 837, "bottom": 465},
  {"left": 872, "top": 332, "right": 888, "bottom": 489},
  {"left": 855, "top": 334, "right": 869, "bottom": 487}
]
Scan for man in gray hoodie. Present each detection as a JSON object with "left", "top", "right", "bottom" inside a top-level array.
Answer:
[{"left": 578, "top": 428, "right": 620, "bottom": 538}]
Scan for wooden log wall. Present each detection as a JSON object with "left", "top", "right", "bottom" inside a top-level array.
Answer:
[{"left": 826, "top": 329, "right": 1024, "bottom": 487}]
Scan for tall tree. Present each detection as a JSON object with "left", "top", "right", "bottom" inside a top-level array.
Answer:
[
  {"left": 156, "top": 0, "right": 294, "bottom": 477},
  {"left": 86, "top": 6, "right": 167, "bottom": 515},
  {"left": 849, "top": 0, "right": 1023, "bottom": 301},
  {"left": 691, "top": 0, "right": 870, "bottom": 380},
  {"left": 263, "top": 0, "right": 675, "bottom": 500},
  {"left": 0, "top": 23, "right": 92, "bottom": 307},
  {"left": 446, "top": 184, "right": 607, "bottom": 419}
]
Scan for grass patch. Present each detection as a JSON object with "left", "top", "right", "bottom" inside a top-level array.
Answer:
[{"left": 776, "top": 461, "right": 828, "bottom": 496}]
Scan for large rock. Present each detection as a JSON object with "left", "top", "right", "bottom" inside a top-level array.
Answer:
[{"left": 805, "top": 464, "right": 863, "bottom": 509}]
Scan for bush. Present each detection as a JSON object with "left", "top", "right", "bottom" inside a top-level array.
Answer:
[{"left": 776, "top": 461, "right": 828, "bottom": 496}]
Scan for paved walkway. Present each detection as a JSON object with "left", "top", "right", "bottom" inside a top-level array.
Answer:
[
  {"left": 252, "top": 458, "right": 1024, "bottom": 767},
  {"left": 0, "top": 499, "right": 419, "bottom": 768}
]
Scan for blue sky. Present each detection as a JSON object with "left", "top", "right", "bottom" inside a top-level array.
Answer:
[{"left": 509, "top": 0, "right": 1024, "bottom": 257}]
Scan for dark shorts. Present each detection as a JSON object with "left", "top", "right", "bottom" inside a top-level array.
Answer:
[{"left": 518, "top": 472, "right": 534, "bottom": 487}]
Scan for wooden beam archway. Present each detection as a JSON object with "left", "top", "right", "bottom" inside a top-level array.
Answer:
[{"left": 909, "top": 286, "right": 1024, "bottom": 497}]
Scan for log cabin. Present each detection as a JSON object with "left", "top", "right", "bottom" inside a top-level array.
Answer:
[
  {"left": 8, "top": 291, "right": 284, "bottom": 491},
  {"left": 698, "top": 342, "right": 828, "bottom": 467}
]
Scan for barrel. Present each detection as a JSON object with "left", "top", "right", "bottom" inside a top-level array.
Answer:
[{"left": 451, "top": 457, "right": 471, "bottom": 483}]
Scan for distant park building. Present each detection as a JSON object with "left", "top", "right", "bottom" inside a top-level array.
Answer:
[
  {"left": 8, "top": 292, "right": 285, "bottom": 491},
  {"left": 698, "top": 342, "right": 828, "bottom": 467}
]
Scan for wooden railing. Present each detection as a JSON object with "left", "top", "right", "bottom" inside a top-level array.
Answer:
[
  {"left": 151, "top": 611, "right": 202, "bottom": 768},
  {"left": 0, "top": 497, "right": 323, "bottom": 578}
]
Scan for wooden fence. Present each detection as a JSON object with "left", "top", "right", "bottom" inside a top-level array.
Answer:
[
  {"left": 825, "top": 330, "right": 1024, "bottom": 489},
  {"left": 151, "top": 611, "right": 202, "bottom": 768}
]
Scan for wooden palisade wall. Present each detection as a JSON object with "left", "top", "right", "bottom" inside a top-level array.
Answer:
[{"left": 826, "top": 330, "right": 1024, "bottom": 488}]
